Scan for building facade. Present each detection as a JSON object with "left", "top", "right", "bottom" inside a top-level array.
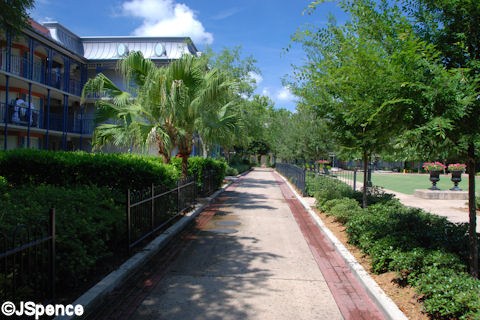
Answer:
[{"left": 1, "top": 21, "right": 199, "bottom": 152}]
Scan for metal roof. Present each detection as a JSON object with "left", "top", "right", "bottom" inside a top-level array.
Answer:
[{"left": 81, "top": 38, "right": 195, "bottom": 60}]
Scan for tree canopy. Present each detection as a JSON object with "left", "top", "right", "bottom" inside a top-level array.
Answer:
[{"left": 0, "top": 0, "right": 35, "bottom": 36}]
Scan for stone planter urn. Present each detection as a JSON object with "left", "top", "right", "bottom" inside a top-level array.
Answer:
[
  {"left": 450, "top": 170, "right": 463, "bottom": 191},
  {"left": 428, "top": 170, "right": 442, "bottom": 190}
]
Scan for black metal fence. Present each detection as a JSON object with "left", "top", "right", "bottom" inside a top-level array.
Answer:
[
  {"left": 305, "top": 167, "right": 359, "bottom": 196},
  {"left": 198, "top": 170, "right": 216, "bottom": 197},
  {"left": 276, "top": 161, "right": 371, "bottom": 196},
  {"left": 0, "top": 208, "right": 55, "bottom": 304},
  {"left": 276, "top": 163, "right": 306, "bottom": 196},
  {"left": 127, "top": 176, "right": 197, "bottom": 252}
]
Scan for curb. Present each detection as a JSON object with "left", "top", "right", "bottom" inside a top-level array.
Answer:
[
  {"left": 276, "top": 171, "right": 408, "bottom": 320},
  {"left": 56, "top": 179, "right": 236, "bottom": 320}
]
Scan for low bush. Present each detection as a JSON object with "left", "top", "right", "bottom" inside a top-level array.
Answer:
[
  {"left": 343, "top": 202, "right": 480, "bottom": 319},
  {"left": 350, "top": 186, "right": 396, "bottom": 206},
  {"left": 302, "top": 167, "right": 480, "bottom": 319},
  {"left": 225, "top": 166, "right": 239, "bottom": 176},
  {"left": 0, "top": 183, "right": 124, "bottom": 287},
  {"left": 318, "top": 198, "right": 362, "bottom": 223},
  {"left": 307, "top": 173, "right": 355, "bottom": 203},
  {"left": 230, "top": 163, "right": 251, "bottom": 174},
  {"left": 0, "top": 149, "right": 178, "bottom": 192},
  {"left": 170, "top": 156, "right": 226, "bottom": 191}
]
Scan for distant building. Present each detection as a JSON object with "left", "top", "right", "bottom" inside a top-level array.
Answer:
[{"left": 1, "top": 21, "right": 199, "bottom": 151}]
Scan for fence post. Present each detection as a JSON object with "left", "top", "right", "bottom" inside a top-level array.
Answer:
[
  {"left": 367, "top": 166, "right": 373, "bottom": 187},
  {"left": 353, "top": 169, "right": 357, "bottom": 191},
  {"left": 177, "top": 178, "right": 181, "bottom": 212},
  {"left": 151, "top": 184, "right": 155, "bottom": 232},
  {"left": 302, "top": 167, "right": 306, "bottom": 196},
  {"left": 126, "top": 189, "right": 131, "bottom": 254},
  {"left": 49, "top": 207, "right": 55, "bottom": 300}
]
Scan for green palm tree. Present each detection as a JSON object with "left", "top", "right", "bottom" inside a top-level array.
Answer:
[{"left": 82, "top": 51, "right": 240, "bottom": 177}]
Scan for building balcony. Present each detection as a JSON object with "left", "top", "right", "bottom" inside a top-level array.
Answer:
[
  {"left": 1, "top": 50, "right": 83, "bottom": 96},
  {"left": 0, "top": 102, "right": 94, "bottom": 135}
]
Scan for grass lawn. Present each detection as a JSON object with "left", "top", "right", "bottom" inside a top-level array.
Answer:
[{"left": 351, "top": 172, "right": 480, "bottom": 195}]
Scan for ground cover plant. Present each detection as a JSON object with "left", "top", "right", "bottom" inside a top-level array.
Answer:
[{"left": 311, "top": 174, "right": 480, "bottom": 319}]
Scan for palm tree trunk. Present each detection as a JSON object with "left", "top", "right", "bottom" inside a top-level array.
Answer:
[{"left": 198, "top": 134, "right": 208, "bottom": 158}]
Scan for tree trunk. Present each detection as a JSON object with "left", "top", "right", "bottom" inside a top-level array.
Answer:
[
  {"left": 362, "top": 149, "right": 368, "bottom": 209},
  {"left": 467, "top": 143, "right": 478, "bottom": 278},
  {"left": 198, "top": 134, "right": 207, "bottom": 158}
]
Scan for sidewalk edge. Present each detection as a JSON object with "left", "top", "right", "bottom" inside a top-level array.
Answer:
[
  {"left": 276, "top": 171, "right": 408, "bottom": 320},
  {"left": 56, "top": 179, "right": 236, "bottom": 320}
]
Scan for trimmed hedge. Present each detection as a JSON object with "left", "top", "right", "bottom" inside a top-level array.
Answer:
[
  {"left": 225, "top": 166, "right": 239, "bottom": 176},
  {"left": 0, "top": 149, "right": 178, "bottom": 192},
  {"left": 229, "top": 163, "right": 251, "bottom": 175},
  {"left": 0, "top": 181, "right": 124, "bottom": 287},
  {"left": 170, "top": 156, "right": 226, "bottom": 191},
  {"left": 0, "top": 151, "right": 227, "bottom": 294}
]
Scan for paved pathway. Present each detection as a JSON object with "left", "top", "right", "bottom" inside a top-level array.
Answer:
[{"left": 99, "top": 168, "right": 386, "bottom": 320}]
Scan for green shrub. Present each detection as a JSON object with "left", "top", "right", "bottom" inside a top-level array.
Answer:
[
  {"left": 170, "top": 156, "right": 226, "bottom": 191},
  {"left": 0, "top": 149, "right": 178, "bottom": 192},
  {"left": 339, "top": 201, "right": 479, "bottom": 319},
  {"left": 351, "top": 186, "right": 396, "bottom": 206},
  {"left": 319, "top": 198, "right": 362, "bottom": 223},
  {"left": 417, "top": 267, "right": 480, "bottom": 319},
  {"left": 230, "top": 163, "right": 251, "bottom": 174},
  {"left": 225, "top": 166, "right": 239, "bottom": 176},
  {"left": 307, "top": 173, "right": 355, "bottom": 203},
  {"left": 0, "top": 184, "right": 124, "bottom": 287}
]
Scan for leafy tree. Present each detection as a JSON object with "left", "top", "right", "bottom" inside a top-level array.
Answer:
[
  {"left": 290, "top": 1, "right": 432, "bottom": 207},
  {"left": 203, "top": 46, "right": 261, "bottom": 98},
  {"left": 401, "top": 0, "right": 480, "bottom": 277},
  {"left": 0, "top": 0, "right": 35, "bottom": 37}
]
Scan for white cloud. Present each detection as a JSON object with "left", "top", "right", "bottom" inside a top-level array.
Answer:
[
  {"left": 248, "top": 72, "right": 263, "bottom": 85},
  {"left": 212, "top": 7, "right": 241, "bottom": 20},
  {"left": 276, "top": 86, "right": 295, "bottom": 102},
  {"left": 261, "top": 87, "right": 271, "bottom": 97},
  {"left": 122, "top": 0, "right": 213, "bottom": 45}
]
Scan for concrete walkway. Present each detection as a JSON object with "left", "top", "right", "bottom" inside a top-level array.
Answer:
[{"left": 104, "top": 168, "right": 386, "bottom": 320}]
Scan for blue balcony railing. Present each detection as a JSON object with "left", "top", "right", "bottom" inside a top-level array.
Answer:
[
  {"left": 1, "top": 103, "right": 94, "bottom": 135},
  {"left": 69, "top": 78, "right": 82, "bottom": 96},
  {"left": 1, "top": 50, "right": 83, "bottom": 96},
  {"left": 49, "top": 72, "right": 63, "bottom": 91}
]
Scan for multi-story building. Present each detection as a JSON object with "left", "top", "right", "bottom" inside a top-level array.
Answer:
[{"left": 1, "top": 21, "right": 199, "bottom": 151}]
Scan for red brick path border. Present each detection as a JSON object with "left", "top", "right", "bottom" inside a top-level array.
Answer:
[{"left": 272, "top": 171, "right": 385, "bottom": 320}]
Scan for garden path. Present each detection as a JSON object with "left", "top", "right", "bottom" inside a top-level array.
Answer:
[{"left": 118, "top": 168, "right": 385, "bottom": 320}]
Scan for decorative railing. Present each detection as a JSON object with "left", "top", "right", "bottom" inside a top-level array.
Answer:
[
  {"left": 276, "top": 163, "right": 306, "bottom": 196},
  {"left": 127, "top": 175, "right": 198, "bottom": 252},
  {"left": 1, "top": 103, "right": 94, "bottom": 135}
]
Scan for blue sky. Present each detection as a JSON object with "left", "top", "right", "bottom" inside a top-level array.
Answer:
[{"left": 31, "top": 0, "right": 347, "bottom": 112}]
